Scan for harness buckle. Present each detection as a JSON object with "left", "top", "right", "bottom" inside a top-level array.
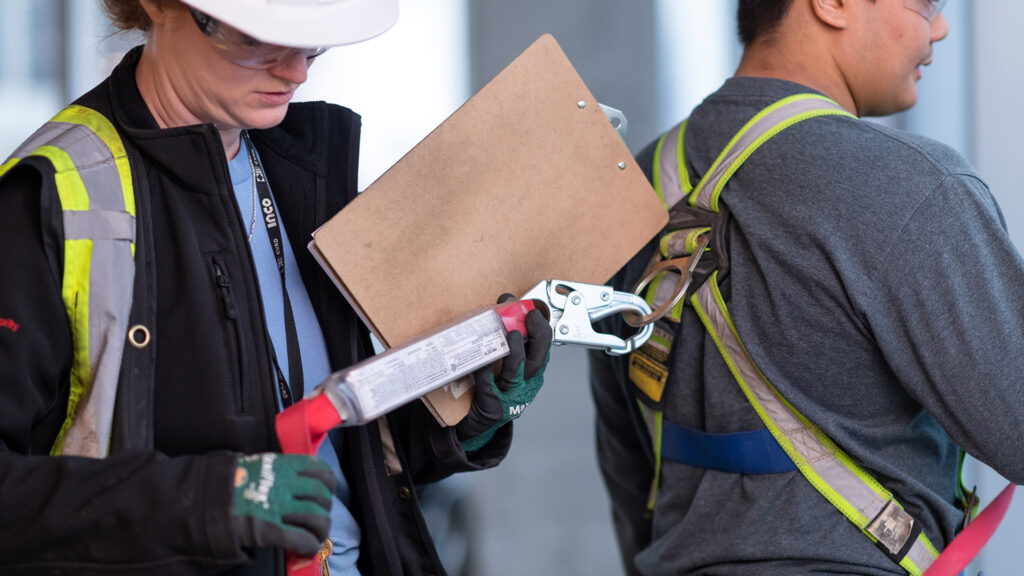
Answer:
[
  {"left": 866, "top": 499, "right": 918, "bottom": 559},
  {"left": 520, "top": 280, "right": 653, "bottom": 356}
]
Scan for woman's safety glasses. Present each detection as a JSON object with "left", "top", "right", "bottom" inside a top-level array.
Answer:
[
  {"left": 904, "top": 0, "right": 948, "bottom": 21},
  {"left": 188, "top": 8, "right": 328, "bottom": 69}
]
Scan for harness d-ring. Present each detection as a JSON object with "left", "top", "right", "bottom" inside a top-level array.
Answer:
[{"left": 624, "top": 235, "right": 709, "bottom": 327}]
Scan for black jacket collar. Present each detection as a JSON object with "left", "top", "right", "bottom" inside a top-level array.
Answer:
[{"left": 84, "top": 45, "right": 351, "bottom": 191}]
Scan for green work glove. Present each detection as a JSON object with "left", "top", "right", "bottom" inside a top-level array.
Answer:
[
  {"left": 231, "top": 453, "right": 335, "bottom": 556},
  {"left": 456, "top": 301, "right": 552, "bottom": 452}
]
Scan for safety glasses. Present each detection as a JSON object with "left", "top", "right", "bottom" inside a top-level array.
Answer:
[
  {"left": 903, "top": 0, "right": 948, "bottom": 21},
  {"left": 187, "top": 7, "right": 328, "bottom": 69}
]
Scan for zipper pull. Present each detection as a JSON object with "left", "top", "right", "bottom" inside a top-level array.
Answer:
[{"left": 212, "top": 258, "right": 238, "bottom": 319}]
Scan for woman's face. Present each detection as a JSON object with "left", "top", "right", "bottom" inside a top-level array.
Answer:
[{"left": 142, "top": 1, "right": 314, "bottom": 132}]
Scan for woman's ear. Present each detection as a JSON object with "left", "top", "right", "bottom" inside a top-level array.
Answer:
[{"left": 138, "top": 0, "right": 171, "bottom": 26}]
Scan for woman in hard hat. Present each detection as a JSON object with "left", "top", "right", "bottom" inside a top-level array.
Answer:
[{"left": 0, "top": 0, "right": 551, "bottom": 574}]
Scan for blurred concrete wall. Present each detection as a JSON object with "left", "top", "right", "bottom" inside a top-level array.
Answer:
[{"left": 464, "top": 3, "right": 656, "bottom": 575}]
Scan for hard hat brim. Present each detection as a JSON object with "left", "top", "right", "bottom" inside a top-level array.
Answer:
[{"left": 180, "top": 0, "right": 399, "bottom": 49}]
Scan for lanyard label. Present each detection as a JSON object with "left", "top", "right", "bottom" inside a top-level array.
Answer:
[
  {"left": 243, "top": 131, "right": 304, "bottom": 403},
  {"left": 261, "top": 197, "right": 279, "bottom": 229}
]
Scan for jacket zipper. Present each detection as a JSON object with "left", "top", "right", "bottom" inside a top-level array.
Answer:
[{"left": 210, "top": 255, "right": 249, "bottom": 413}]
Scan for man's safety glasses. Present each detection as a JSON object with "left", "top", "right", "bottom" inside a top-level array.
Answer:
[
  {"left": 188, "top": 8, "right": 328, "bottom": 69},
  {"left": 904, "top": 0, "right": 948, "bottom": 21}
]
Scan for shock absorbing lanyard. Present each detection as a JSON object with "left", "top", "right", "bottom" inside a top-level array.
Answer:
[{"left": 243, "top": 131, "right": 304, "bottom": 407}]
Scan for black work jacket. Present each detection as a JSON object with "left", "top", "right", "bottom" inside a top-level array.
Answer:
[{"left": 0, "top": 47, "right": 508, "bottom": 575}]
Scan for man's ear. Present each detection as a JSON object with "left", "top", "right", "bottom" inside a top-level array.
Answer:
[{"left": 809, "top": 0, "right": 849, "bottom": 29}]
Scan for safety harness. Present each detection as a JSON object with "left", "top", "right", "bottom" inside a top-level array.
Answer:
[
  {"left": 0, "top": 104, "right": 137, "bottom": 458},
  {"left": 629, "top": 94, "right": 947, "bottom": 574}
]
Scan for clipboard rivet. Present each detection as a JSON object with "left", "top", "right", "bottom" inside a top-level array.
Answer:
[
  {"left": 559, "top": 325, "right": 570, "bottom": 335},
  {"left": 577, "top": 100, "right": 586, "bottom": 109},
  {"left": 618, "top": 162, "right": 627, "bottom": 170}
]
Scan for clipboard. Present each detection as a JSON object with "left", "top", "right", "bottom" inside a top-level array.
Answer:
[{"left": 309, "top": 34, "right": 668, "bottom": 425}]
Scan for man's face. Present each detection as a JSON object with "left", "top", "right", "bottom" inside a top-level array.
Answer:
[{"left": 843, "top": 0, "right": 949, "bottom": 117}]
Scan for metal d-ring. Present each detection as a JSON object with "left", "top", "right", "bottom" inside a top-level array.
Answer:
[{"left": 623, "top": 235, "right": 709, "bottom": 328}]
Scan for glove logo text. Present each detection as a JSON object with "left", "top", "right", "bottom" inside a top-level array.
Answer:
[
  {"left": 508, "top": 402, "right": 530, "bottom": 417},
  {"left": 0, "top": 317, "right": 19, "bottom": 333},
  {"left": 242, "top": 454, "right": 277, "bottom": 510}
]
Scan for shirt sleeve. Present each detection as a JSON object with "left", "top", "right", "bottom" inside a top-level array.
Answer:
[
  {"left": 0, "top": 165, "right": 248, "bottom": 572},
  {"left": 870, "top": 172, "right": 1024, "bottom": 483}
]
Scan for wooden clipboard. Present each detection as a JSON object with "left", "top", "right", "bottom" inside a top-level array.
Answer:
[{"left": 309, "top": 34, "right": 668, "bottom": 425}]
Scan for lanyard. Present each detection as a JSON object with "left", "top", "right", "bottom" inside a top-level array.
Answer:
[{"left": 243, "top": 131, "right": 304, "bottom": 407}]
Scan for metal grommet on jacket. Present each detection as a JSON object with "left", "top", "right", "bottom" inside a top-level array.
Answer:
[{"left": 128, "top": 325, "right": 151, "bottom": 349}]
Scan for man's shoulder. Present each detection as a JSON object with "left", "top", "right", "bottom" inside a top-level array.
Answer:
[{"left": 847, "top": 120, "right": 976, "bottom": 179}]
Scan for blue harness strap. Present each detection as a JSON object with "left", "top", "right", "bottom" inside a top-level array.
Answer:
[{"left": 660, "top": 419, "right": 797, "bottom": 474}]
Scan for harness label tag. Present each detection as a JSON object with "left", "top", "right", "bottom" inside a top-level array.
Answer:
[{"left": 629, "top": 323, "right": 673, "bottom": 403}]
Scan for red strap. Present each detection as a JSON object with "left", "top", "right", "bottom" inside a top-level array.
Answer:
[
  {"left": 924, "top": 483, "right": 1016, "bottom": 576},
  {"left": 275, "top": 394, "right": 346, "bottom": 576},
  {"left": 276, "top": 394, "right": 344, "bottom": 456}
]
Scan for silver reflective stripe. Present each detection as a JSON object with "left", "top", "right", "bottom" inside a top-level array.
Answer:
[
  {"left": 694, "top": 281, "right": 935, "bottom": 571},
  {"left": 659, "top": 122, "right": 687, "bottom": 208},
  {"left": 62, "top": 233, "right": 136, "bottom": 457},
  {"left": 651, "top": 270, "right": 681, "bottom": 310},
  {"left": 8, "top": 121, "right": 72, "bottom": 161},
  {"left": 63, "top": 210, "right": 136, "bottom": 241},
  {"left": 32, "top": 110, "right": 136, "bottom": 458},
  {"left": 693, "top": 98, "right": 847, "bottom": 211},
  {"left": 695, "top": 281, "right": 888, "bottom": 514},
  {"left": 45, "top": 122, "right": 131, "bottom": 211},
  {"left": 907, "top": 540, "right": 936, "bottom": 572}
]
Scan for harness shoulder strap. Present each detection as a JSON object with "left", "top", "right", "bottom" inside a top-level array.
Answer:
[
  {"left": 1, "top": 104, "right": 137, "bottom": 458},
  {"left": 634, "top": 94, "right": 942, "bottom": 574}
]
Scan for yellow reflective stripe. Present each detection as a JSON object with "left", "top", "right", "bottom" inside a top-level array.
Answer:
[
  {"left": 638, "top": 402, "right": 665, "bottom": 512},
  {"left": 688, "top": 94, "right": 850, "bottom": 209},
  {"left": 652, "top": 131, "right": 670, "bottom": 210},
  {"left": 650, "top": 331, "right": 671, "bottom": 350},
  {"left": 52, "top": 105, "right": 136, "bottom": 218},
  {"left": 901, "top": 557, "right": 922, "bottom": 576},
  {"left": 696, "top": 275, "right": 885, "bottom": 519},
  {"left": 676, "top": 118, "right": 691, "bottom": 195},
  {"left": 707, "top": 108, "right": 854, "bottom": 212},
  {"left": 0, "top": 157, "right": 19, "bottom": 177},
  {"left": 687, "top": 94, "right": 817, "bottom": 207},
  {"left": 691, "top": 273, "right": 938, "bottom": 569},
  {"left": 659, "top": 232, "right": 675, "bottom": 259},
  {"left": 50, "top": 238, "right": 93, "bottom": 456},
  {"left": 645, "top": 271, "right": 665, "bottom": 307},
  {"left": 27, "top": 145, "right": 90, "bottom": 211},
  {"left": 669, "top": 295, "right": 685, "bottom": 321},
  {"left": 685, "top": 228, "right": 710, "bottom": 254}
]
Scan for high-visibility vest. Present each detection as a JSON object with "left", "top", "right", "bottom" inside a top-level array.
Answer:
[
  {"left": 630, "top": 94, "right": 943, "bottom": 574},
  {"left": 0, "top": 104, "right": 138, "bottom": 458}
]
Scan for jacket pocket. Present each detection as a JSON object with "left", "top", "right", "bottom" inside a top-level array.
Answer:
[{"left": 209, "top": 254, "right": 250, "bottom": 413}]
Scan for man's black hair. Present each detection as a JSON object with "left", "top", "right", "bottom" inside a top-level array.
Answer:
[{"left": 737, "top": 0, "right": 796, "bottom": 45}]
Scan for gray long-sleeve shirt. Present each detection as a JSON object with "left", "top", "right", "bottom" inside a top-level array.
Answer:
[{"left": 590, "top": 77, "right": 1024, "bottom": 575}]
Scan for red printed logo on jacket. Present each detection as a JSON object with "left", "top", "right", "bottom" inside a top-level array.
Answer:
[{"left": 0, "top": 317, "right": 20, "bottom": 333}]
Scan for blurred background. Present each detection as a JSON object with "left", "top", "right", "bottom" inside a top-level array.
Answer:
[{"left": 1, "top": 1, "right": 1020, "bottom": 574}]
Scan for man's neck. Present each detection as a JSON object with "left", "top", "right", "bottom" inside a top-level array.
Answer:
[{"left": 734, "top": 28, "right": 858, "bottom": 116}]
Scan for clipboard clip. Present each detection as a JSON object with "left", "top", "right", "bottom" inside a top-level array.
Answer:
[{"left": 520, "top": 280, "right": 653, "bottom": 356}]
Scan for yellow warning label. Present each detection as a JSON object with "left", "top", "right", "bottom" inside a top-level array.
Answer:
[{"left": 629, "top": 348, "right": 668, "bottom": 403}]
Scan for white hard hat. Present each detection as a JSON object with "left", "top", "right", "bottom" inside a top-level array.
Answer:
[{"left": 179, "top": 0, "right": 399, "bottom": 48}]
